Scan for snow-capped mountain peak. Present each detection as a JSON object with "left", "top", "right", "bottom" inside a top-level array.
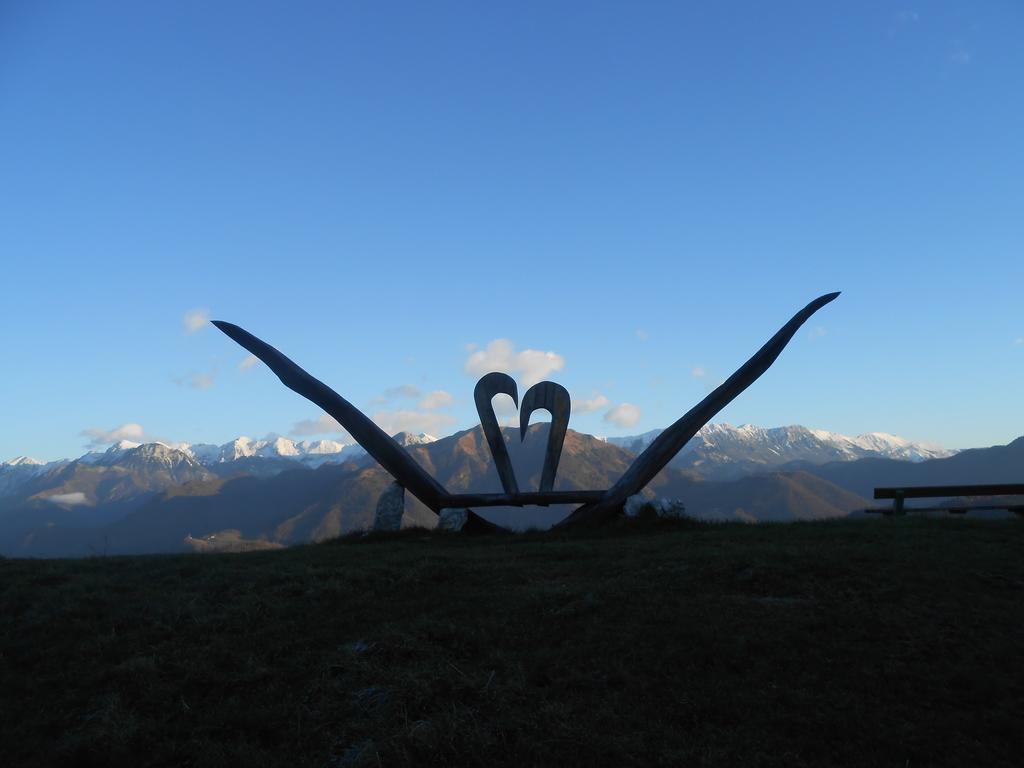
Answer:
[
  {"left": 3, "top": 456, "right": 45, "bottom": 467},
  {"left": 158, "top": 435, "right": 359, "bottom": 468},
  {"left": 299, "top": 439, "right": 348, "bottom": 455},
  {"left": 850, "top": 432, "right": 950, "bottom": 461},
  {"left": 392, "top": 432, "right": 438, "bottom": 446},
  {"left": 78, "top": 439, "right": 143, "bottom": 465},
  {"left": 110, "top": 439, "right": 142, "bottom": 451},
  {"left": 605, "top": 422, "right": 956, "bottom": 480},
  {"left": 254, "top": 436, "right": 301, "bottom": 458},
  {"left": 87, "top": 441, "right": 202, "bottom": 470},
  {"left": 2, "top": 423, "right": 956, "bottom": 501},
  {"left": 218, "top": 436, "right": 256, "bottom": 461}
]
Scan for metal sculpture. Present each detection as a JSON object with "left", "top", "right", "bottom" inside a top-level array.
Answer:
[
  {"left": 474, "top": 372, "right": 520, "bottom": 495},
  {"left": 213, "top": 291, "right": 838, "bottom": 528},
  {"left": 519, "top": 381, "right": 570, "bottom": 495}
]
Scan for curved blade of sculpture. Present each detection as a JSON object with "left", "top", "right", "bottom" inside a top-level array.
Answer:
[
  {"left": 211, "top": 321, "right": 449, "bottom": 511},
  {"left": 558, "top": 291, "right": 841, "bottom": 526},
  {"left": 520, "top": 381, "right": 571, "bottom": 493},
  {"left": 474, "top": 372, "right": 520, "bottom": 495}
]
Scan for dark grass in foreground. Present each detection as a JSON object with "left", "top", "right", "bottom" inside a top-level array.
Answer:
[{"left": 2, "top": 518, "right": 1022, "bottom": 767}]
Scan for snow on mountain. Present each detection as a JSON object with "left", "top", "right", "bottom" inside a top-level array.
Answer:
[
  {"left": 3, "top": 456, "right": 45, "bottom": 467},
  {"left": 5, "top": 424, "right": 951, "bottom": 494},
  {"left": 208, "top": 436, "right": 307, "bottom": 462},
  {"left": 0, "top": 456, "right": 66, "bottom": 496},
  {"left": 216, "top": 437, "right": 258, "bottom": 462},
  {"left": 299, "top": 439, "right": 348, "bottom": 455},
  {"left": 392, "top": 432, "right": 438, "bottom": 446},
  {"left": 296, "top": 439, "right": 356, "bottom": 467},
  {"left": 606, "top": 422, "right": 955, "bottom": 479},
  {"left": 255, "top": 436, "right": 301, "bottom": 458},
  {"left": 171, "top": 435, "right": 357, "bottom": 467},
  {"left": 112, "top": 439, "right": 143, "bottom": 451},
  {"left": 700, "top": 423, "right": 955, "bottom": 463},
  {"left": 92, "top": 442, "right": 204, "bottom": 471},
  {"left": 844, "top": 432, "right": 950, "bottom": 462},
  {"left": 79, "top": 439, "right": 143, "bottom": 465}
]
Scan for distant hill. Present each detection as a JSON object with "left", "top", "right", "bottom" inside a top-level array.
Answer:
[
  {"left": 9, "top": 426, "right": 1020, "bottom": 558},
  {"left": 654, "top": 470, "right": 868, "bottom": 522},
  {"left": 789, "top": 436, "right": 1024, "bottom": 500},
  {"left": 0, "top": 426, "right": 868, "bottom": 557},
  {"left": 0, "top": 443, "right": 216, "bottom": 554}
]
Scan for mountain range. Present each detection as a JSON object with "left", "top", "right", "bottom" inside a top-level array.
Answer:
[
  {"left": 605, "top": 423, "right": 953, "bottom": 479},
  {"left": 2, "top": 422, "right": 1015, "bottom": 559},
  {"left": 4, "top": 422, "right": 949, "bottom": 483}
]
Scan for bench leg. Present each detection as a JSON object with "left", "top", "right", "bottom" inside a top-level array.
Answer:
[{"left": 892, "top": 495, "right": 905, "bottom": 516}]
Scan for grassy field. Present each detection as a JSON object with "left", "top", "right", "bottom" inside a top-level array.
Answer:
[{"left": 2, "top": 517, "right": 1022, "bottom": 767}]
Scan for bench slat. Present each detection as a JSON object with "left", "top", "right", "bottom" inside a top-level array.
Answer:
[
  {"left": 864, "top": 504, "right": 1024, "bottom": 515},
  {"left": 874, "top": 484, "right": 1024, "bottom": 500}
]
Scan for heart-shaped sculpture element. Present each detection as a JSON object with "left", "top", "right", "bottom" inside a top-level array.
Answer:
[{"left": 474, "top": 374, "right": 571, "bottom": 495}]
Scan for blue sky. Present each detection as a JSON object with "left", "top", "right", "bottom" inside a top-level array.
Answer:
[{"left": 2, "top": 1, "right": 1021, "bottom": 461}]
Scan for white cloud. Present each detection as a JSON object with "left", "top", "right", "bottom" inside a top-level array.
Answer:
[
  {"left": 290, "top": 414, "right": 351, "bottom": 440},
  {"left": 47, "top": 492, "right": 89, "bottom": 507},
  {"left": 372, "top": 409, "right": 457, "bottom": 437},
  {"left": 691, "top": 365, "right": 707, "bottom": 379},
  {"left": 418, "top": 390, "right": 454, "bottom": 410},
  {"left": 239, "top": 354, "right": 260, "bottom": 371},
  {"left": 183, "top": 308, "right": 211, "bottom": 334},
  {"left": 573, "top": 392, "right": 610, "bottom": 414},
  {"left": 464, "top": 339, "right": 566, "bottom": 387},
  {"left": 1013, "top": 337, "right": 1024, "bottom": 347},
  {"left": 604, "top": 403, "right": 641, "bottom": 429},
  {"left": 81, "top": 423, "right": 146, "bottom": 448},
  {"left": 807, "top": 326, "right": 828, "bottom": 340},
  {"left": 635, "top": 329, "right": 650, "bottom": 342}
]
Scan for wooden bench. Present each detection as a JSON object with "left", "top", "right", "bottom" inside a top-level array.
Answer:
[{"left": 867, "top": 484, "right": 1024, "bottom": 516}]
